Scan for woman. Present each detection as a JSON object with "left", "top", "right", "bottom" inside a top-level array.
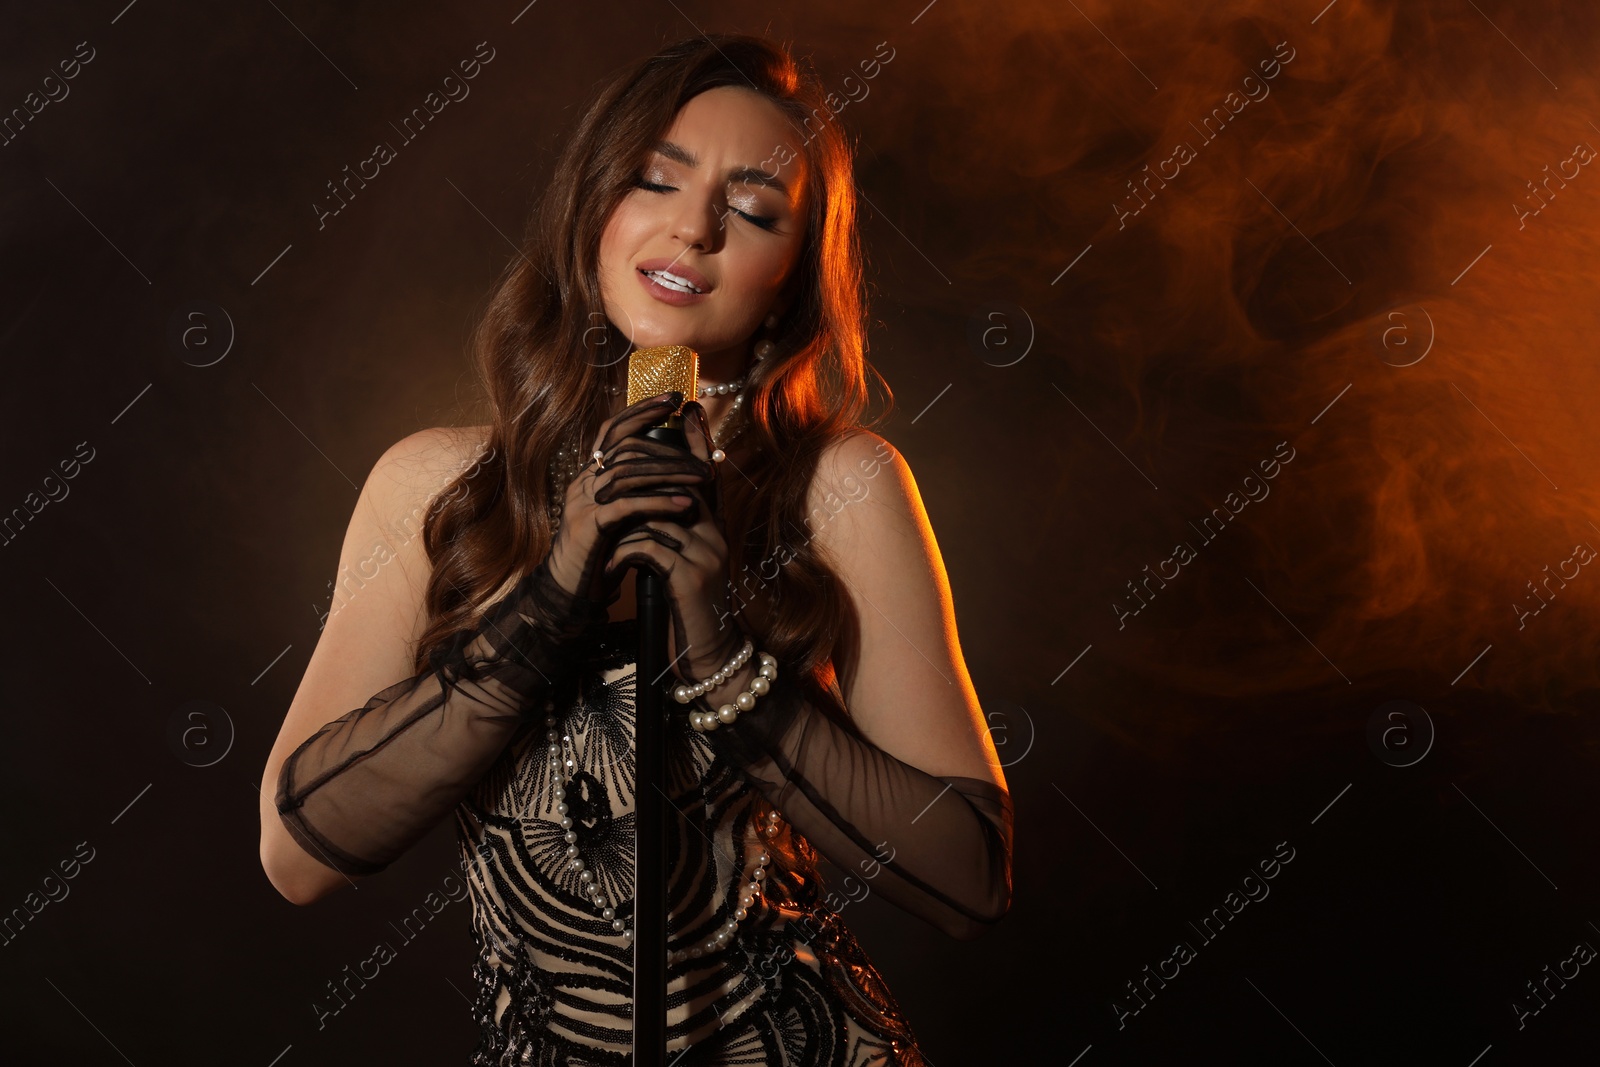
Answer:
[{"left": 259, "top": 34, "right": 1013, "bottom": 1065}]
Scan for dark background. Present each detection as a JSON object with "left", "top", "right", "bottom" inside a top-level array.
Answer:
[{"left": 5, "top": 0, "right": 1600, "bottom": 1063}]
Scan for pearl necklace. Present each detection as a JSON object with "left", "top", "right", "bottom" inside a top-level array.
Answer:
[
  {"left": 540, "top": 696, "right": 780, "bottom": 963},
  {"left": 601, "top": 373, "right": 744, "bottom": 399},
  {"left": 697, "top": 375, "right": 745, "bottom": 399}
]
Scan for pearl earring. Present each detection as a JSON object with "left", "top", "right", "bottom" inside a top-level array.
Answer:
[{"left": 764, "top": 311, "right": 781, "bottom": 331}]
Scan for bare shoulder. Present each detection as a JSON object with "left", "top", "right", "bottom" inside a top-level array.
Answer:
[
  {"left": 814, "top": 427, "right": 902, "bottom": 482},
  {"left": 357, "top": 423, "right": 501, "bottom": 605},
  {"left": 807, "top": 428, "right": 924, "bottom": 549},
  {"left": 366, "top": 424, "right": 495, "bottom": 521},
  {"left": 320, "top": 423, "right": 498, "bottom": 642}
]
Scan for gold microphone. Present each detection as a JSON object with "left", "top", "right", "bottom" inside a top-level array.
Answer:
[{"left": 627, "top": 345, "right": 699, "bottom": 441}]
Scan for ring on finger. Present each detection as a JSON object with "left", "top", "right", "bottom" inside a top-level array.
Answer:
[{"left": 589, "top": 448, "right": 606, "bottom": 473}]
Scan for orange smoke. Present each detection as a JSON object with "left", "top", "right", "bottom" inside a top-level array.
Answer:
[{"left": 851, "top": 0, "right": 1600, "bottom": 719}]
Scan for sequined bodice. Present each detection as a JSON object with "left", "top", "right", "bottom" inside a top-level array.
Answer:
[{"left": 453, "top": 617, "right": 787, "bottom": 1059}]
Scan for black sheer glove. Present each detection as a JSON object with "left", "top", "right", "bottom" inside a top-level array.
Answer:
[
  {"left": 548, "top": 390, "right": 715, "bottom": 603},
  {"left": 691, "top": 670, "right": 1014, "bottom": 941},
  {"left": 275, "top": 558, "right": 608, "bottom": 877}
]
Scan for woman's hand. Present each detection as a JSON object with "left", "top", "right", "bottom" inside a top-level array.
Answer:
[
  {"left": 546, "top": 390, "right": 715, "bottom": 604},
  {"left": 601, "top": 401, "right": 747, "bottom": 683}
]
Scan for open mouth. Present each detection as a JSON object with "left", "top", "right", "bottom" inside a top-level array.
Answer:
[{"left": 638, "top": 268, "right": 705, "bottom": 295}]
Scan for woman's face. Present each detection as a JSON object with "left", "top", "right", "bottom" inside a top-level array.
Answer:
[{"left": 598, "top": 85, "right": 809, "bottom": 368}]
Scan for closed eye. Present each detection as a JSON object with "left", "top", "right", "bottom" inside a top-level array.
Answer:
[{"left": 632, "top": 176, "right": 779, "bottom": 231}]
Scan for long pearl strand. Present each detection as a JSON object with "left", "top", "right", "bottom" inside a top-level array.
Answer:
[{"left": 541, "top": 697, "right": 776, "bottom": 964}]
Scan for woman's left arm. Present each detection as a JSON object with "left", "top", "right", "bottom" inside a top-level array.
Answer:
[
  {"left": 718, "top": 432, "right": 1013, "bottom": 940},
  {"left": 609, "top": 420, "right": 1013, "bottom": 941}
]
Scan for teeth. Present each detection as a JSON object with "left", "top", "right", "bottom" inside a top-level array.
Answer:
[{"left": 645, "top": 269, "right": 702, "bottom": 294}]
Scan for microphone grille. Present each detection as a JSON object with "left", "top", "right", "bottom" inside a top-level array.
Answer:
[{"left": 627, "top": 345, "right": 699, "bottom": 407}]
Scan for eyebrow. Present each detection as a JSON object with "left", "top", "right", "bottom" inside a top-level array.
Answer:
[{"left": 651, "top": 139, "right": 791, "bottom": 196}]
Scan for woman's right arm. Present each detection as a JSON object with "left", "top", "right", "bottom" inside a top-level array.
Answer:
[{"left": 257, "top": 427, "right": 499, "bottom": 904}]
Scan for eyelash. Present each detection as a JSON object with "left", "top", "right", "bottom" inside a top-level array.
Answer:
[{"left": 633, "top": 177, "right": 779, "bottom": 231}]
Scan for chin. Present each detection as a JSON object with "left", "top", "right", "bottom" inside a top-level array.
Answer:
[{"left": 621, "top": 316, "right": 709, "bottom": 351}]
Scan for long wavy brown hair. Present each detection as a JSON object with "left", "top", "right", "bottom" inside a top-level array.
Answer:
[{"left": 412, "top": 34, "right": 892, "bottom": 899}]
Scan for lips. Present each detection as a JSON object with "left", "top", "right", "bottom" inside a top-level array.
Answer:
[{"left": 635, "top": 258, "right": 711, "bottom": 295}]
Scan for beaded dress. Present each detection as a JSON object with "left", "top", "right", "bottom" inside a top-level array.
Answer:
[{"left": 454, "top": 615, "right": 949, "bottom": 1064}]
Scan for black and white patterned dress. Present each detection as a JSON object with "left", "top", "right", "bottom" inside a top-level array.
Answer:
[{"left": 455, "top": 617, "right": 927, "bottom": 1065}]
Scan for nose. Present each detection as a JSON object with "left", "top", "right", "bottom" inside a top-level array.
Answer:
[{"left": 668, "top": 189, "right": 724, "bottom": 253}]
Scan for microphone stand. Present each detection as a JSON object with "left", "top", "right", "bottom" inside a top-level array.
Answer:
[{"left": 631, "top": 417, "right": 683, "bottom": 1064}]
